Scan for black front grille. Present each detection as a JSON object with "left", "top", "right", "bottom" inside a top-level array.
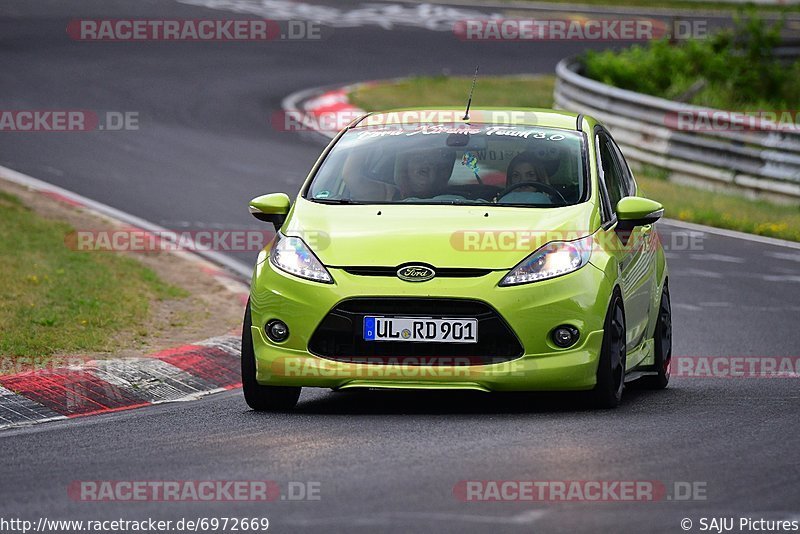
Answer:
[
  {"left": 308, "top": 298, "right": 523, "bottom": 365},
  {"left": 342, "top": 266, "right": 493, "bottom": 278}
]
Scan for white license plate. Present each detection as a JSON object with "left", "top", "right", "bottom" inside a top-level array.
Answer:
[{"left": 363, "top": 316, "right": 478, "bottom": 343}]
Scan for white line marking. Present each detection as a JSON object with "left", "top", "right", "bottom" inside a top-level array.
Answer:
[
  {"left": 688, "top": 253, "right": 745, "bottom": 263},
  {"left": 661, "top": 219, "right": 800, "bottom": 251},
  {"left": 672, "top": 268, "right": 723, "bottom": 279},
  {"left": 767, "top": 251, "right": 800, "bottom": 262},
  {"left": 762, "top": 275, "right": 800, "bottom": 283},
  {"left": 178, "top": 0, "right": 503, "bottom": 31}
]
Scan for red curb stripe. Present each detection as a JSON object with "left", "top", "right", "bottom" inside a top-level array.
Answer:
[
  {"left": 310, "top": 102, "right": 359, "bottom": 115},
  {"left": 159, "top": 347, "right": 240, "bottom": 388},
  {"left": 0, "top": 370, "right": 147, "bottom": 416},
  {"left": 310, "top": 89, "right": 347, "bottom": 103},
  {"left": 2, "top": 374, "right": 109, "bottom": 413},
  {"left": 1, "top": 337, "right": 241, "bottom": 428}
]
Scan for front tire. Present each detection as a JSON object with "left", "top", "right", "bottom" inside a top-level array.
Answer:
[
  {"left": 241, "top": 300, "right": 301, "bottom": 412},
  {"left": 637, "top": 282, "right": 672, "bottom": 390},
  {"left": 590, "top": 291, "right": 627, "bottom": 409}
]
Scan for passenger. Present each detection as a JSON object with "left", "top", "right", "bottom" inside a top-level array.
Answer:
[
  {"left": 396, "top": 148, "right": 456, "bottom": 199},
  {"left": 341, "top": 149, "right": 398, "bottom": 201},
  {"left": 341, "top": 146, "right": 456, "bottom": 201}
]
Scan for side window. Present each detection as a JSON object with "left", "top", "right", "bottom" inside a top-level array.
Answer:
[
  {"left": 594, "top": 133, "right": 613, "bottom": 222},
  {"left": 597, "top": 133, "right": 625, "bottom": 212},
  {"left": 606, "top": 135, "right": 636, "bottom": 196},
  {"left": 597, "top": 179, "right": 612, "bottom": 223}
]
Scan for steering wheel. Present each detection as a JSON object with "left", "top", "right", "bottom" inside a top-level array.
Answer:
[{"left": 495, "top": 181, "right": 568, "bottom": 205}]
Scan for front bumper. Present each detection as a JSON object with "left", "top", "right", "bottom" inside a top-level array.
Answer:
[{"left": 249, "top": 256, "right": 613, "bottom": 392}]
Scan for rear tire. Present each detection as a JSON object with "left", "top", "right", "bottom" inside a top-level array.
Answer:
[
  {"left": 241, "top": 300, "right": 301, "bottom": 412},
  {"left": 637, "top": 283, "right": 672, "bottom": 390},
  {"left": 589, "top": 291, "right": 627, "bottom": 409}
]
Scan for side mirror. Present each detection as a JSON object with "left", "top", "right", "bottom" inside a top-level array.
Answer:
[
  {"left": 249, "top": 193, "right": 291, "bottom": 229},
  {"left": 616, "top": 196, "right": 663, "bottom": 228}
]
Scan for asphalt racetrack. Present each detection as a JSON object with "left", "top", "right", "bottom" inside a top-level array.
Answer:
[{"left": 1, "top": 1, "right": 798, "bottom": 532}]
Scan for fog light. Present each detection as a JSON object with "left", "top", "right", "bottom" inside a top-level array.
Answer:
[
  {"left": 266, "top": 320, "right": 289, "bottom": 343},
  {"left": 552, "top": 325, "right": 579, "bottom": 348}
]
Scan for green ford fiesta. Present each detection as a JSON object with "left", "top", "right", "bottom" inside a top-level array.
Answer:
[{"left": 242, "top": 108, "right": 672, "bottom": 410}]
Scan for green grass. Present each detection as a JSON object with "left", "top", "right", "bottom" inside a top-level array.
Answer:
[
  {"left": 349, "top": 75, "right": 555, "bottom": 111},
  {"left": 349, "top": 74, "right": 800, "bottom": 242},
  {"left": 0, "top": 191, "right": 187, "bottom": 359},
  {"left": 636, "top": 174, "right": 800, "bottom": 242},
  {"left": 497, "top": 0, "right": 794, "bottom": 12}
]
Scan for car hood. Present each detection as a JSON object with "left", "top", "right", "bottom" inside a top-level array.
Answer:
[{"left": 281, "top": 198, "right": 599, "bottom": 270}]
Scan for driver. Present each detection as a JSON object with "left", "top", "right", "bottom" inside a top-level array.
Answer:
[
  {"left": 494, "top": 151, "right": 560, "bottom": 204},
  {"left": 506, "top": 151, "right": 551, "bottom": 188}
]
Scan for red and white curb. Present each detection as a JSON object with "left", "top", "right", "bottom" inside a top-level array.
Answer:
[
  {"left": 281, "top": 82, "right": 368, "bottom": 140},
  {"left": 0, "top": 335, "right": 242, "bottom": 429},
  {"left": 0, "top": 165, "right": 251, "bottom": 430}
]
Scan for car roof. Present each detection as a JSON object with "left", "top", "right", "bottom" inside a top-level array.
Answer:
[{"left": 350, "top": 107, "right": 584, "bottom": 131}]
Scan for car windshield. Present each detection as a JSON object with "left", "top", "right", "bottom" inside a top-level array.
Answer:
[{"left": 305, "top": 123, "right": 587, "bottom": 207}]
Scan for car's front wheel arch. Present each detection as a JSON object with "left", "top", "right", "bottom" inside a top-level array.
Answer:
[
  {"left": 241, "top": 298, "right": 301, "bottom": 412},
  {"left": 589, "top": 286, "right": 627, "bottom": 408}
]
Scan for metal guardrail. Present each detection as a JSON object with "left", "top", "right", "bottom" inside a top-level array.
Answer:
[
  {"left": 554, "top": 58, "right": 800, "bottom": 203},
  {"left": 774, "top": 38, "right": 800, "bottom": 60}
]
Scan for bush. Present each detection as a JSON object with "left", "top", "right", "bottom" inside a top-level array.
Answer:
[{"left": 583, "top": 10, "right": 799, "bottom": 110}]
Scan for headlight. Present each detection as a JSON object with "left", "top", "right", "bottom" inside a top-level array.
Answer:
[
  {"left": 499, "top": 235, "right": 592, "bottom": 286},
  {"left": 269, "top": 233, "right": 333, "bottom": 283}
]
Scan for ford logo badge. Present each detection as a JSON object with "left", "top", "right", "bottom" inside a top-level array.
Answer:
[{"left": 397, "top": 265, "right": 435, "bottom": 282}]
